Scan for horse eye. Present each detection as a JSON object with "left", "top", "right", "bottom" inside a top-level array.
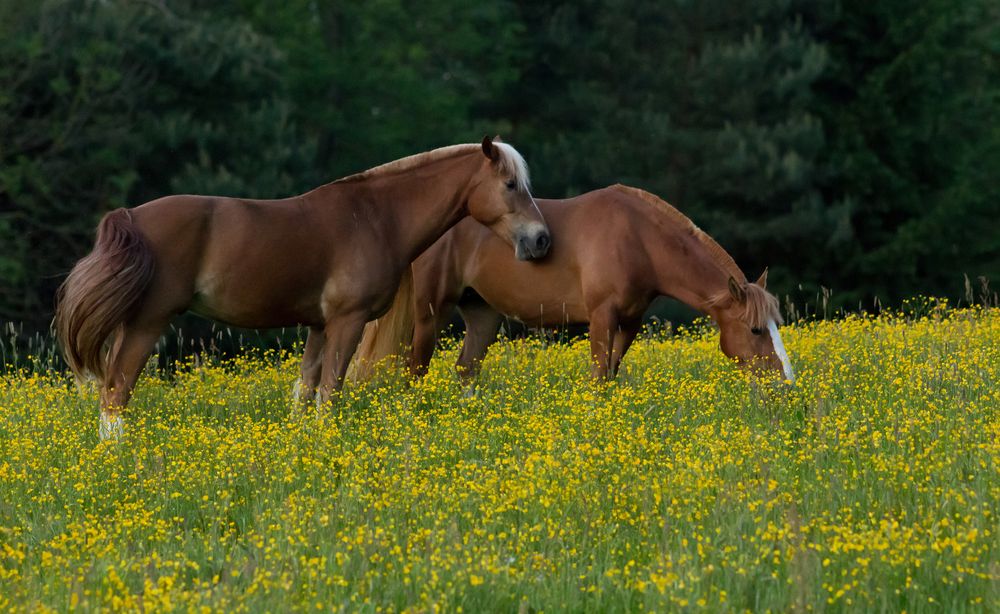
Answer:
[
  {"left": 505, "top": 179, "right": 517, "bottom": 190},
  {"left": 750, "top": 327, "right": 763, "bottom": 335}
]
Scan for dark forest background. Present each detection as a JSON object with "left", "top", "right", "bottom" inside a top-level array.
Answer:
[{"left": 1, "top": 0, "right": 998, "bottom": 347}]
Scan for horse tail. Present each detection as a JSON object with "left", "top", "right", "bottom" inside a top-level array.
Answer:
[
  {"left": 347, "top": 267, "right": 415, "bottom": 382},
  {"left": 55, "top": 208, "right": 156, "bottom": 382}
]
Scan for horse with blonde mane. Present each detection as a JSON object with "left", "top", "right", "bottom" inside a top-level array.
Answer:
[
  {"left": 348, "top": 184, "right": 793, "bottom": 383},
  {"left": 56, "top": 137, "right": 550, "bottom": 439}
]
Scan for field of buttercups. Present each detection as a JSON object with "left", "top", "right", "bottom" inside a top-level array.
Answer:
[{"left": 1, "top": 306, "right": 997, "bottom": 612}]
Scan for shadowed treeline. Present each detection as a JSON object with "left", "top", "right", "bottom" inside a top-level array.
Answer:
[{"left": 1, "top": 0, "right": 997, "bottom": 346}]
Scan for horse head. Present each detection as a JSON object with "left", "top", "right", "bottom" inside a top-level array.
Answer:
[
  {"left": 713, "top": 269, "right": 795, "bottom": 383},
  {"left": 466, "top": 136, "right": 550, "bottom": 261}
]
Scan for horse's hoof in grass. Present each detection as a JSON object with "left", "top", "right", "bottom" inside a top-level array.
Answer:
[{"left": 99, "top": 411, "right": 124, "bottom": 441}]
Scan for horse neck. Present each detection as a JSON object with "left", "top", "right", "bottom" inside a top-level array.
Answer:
[
  {"left": 331, "top": 153, "right": 479, "bottom": 264},
  {"left": 646, "top": 227, "right": 736, "bottom": 317}
]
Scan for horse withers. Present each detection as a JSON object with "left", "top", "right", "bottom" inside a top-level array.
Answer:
[
  {"left": 350, "top": 184, "right": 794, "bottom": 383},
  {"left": 56, "top": 137, "right": 550, "bottom": 440}
]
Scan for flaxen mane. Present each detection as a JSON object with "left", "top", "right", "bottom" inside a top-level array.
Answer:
[
  {"left": 331, "top": 143, "right": 531, "bottom": 192},
  {"left": 610, "top": 184, "right": 781, "bottom": 328},
  {"left": 718, "top": 283, "right": 783, "bottom": 329}
]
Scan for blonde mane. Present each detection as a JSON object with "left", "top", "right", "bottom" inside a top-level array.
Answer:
[
  {"left": 712, "top": 283, "right": 782, "bottom": 328},
  {"left": 492, "top": 142, "right": 532, "bottom": 192},
  {"left": 332, "top": 142, "right": 530, "bottom": 191},
  {"left": 610, "top": 184, "right": 781, "bottom": 327}
]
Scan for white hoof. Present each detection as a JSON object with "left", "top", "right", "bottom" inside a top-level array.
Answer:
[
  {"left": 99, "top": 411, "right": 124, "bottom": 441},
  {"left": 292, "top": 379, "right": 323, "bottom": 408}
]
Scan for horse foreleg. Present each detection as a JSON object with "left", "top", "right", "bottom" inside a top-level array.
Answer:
[
  {"left": 317, "top": 313, "right": 368, "bottom": 406},
  {"left": 99, "top": 320, "right": 166, "bottom": 440},
  {"left": 295, "top": 326, "right": 325, "bottom": 407},
  {"left": 455, "top": 303, "right": 503, "bottom": 383},
  {"left": 588, "top": 306, "right": 619, "bottom": 380},
  {"left": 410, "top": 299, "right": 454, "bottom": 377},
  {"left": 610, "top": 320, "right": 641, "bottom": 378}
]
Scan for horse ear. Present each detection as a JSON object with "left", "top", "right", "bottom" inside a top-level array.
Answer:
[
  {"left": 481, "top": 135, "right": 498, "bottom": 161},
  {"left": 755, "top": 267, "right": 768, "bottom": 289},
  {"left": 728, "top": 276, "right": 747, "bottom": 303},
  {"left": 493, "top": 134, "right": 504, "bottom": 143}
]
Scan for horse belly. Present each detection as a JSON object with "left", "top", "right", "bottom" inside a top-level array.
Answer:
[
  {"left": 476, "top": 276, "right": 588, "bottom": 327},
  {"left": 191, "top": 262, "right": 326, "bottom": 328},
  {"left": 190, "top": 284, "right": 323, "bottom": 328},
  {"left": 505, "top": 299, "right": 589, "bottom": 327}
]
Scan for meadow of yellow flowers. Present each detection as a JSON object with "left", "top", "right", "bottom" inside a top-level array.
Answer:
[{"left": 0, "top": 306, "right": 997, "bottom": 612}]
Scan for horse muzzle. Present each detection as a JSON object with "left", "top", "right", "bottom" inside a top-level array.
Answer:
[{"left": 515, "top": 226, "right": 551, "bottom": 261}]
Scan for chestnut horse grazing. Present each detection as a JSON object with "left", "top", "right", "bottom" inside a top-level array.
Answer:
[
  {"left": 56, "top": 137, "right": 550, "bottom": 440},
  {"left": 349, "top": 184, "right": 793, "bottom": 383}
]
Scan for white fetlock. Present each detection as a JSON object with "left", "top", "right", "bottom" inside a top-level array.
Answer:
[
  {"left": 292, "top": 378, "right": 303, "bottom": 404},
  {"left": 99, "top": 411, "right": 125, "bottom": 441}
]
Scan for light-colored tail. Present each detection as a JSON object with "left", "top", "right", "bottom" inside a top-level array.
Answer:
[{"left": 346, "top": 267, "right": 415, "bottom": 382}]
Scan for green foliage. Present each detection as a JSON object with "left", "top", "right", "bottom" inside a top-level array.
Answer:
[
  {"left": 1, "top": 0, "right": 997, "bottom": 342},
  {"left": 0, "top": 0, "right": 313, "bottom": 330},
  {"left": 508, "top": 0, "right": 998, "bottom": 309},
  {"left": 817, "top": 0, "right": 1000, "bottom": 304},
  {"left": 202, "top": 0, "right": 524, "bottom": 176}
]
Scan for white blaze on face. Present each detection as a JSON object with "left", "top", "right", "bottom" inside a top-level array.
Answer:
[{"left": 767, "top": 319, "right": 795, "bottom": 383}]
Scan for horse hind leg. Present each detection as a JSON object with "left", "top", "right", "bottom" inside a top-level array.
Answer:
[{"left": 99, "top": 316, "right": 169, "bottom": 440}]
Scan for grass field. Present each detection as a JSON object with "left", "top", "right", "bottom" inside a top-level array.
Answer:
[{"left": 1, "top": 306, "right": 997, "bottom": 612}]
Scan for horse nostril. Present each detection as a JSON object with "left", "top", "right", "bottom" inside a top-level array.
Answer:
[{"left": 535, "top": 233, "right": 550, "bottom": 252}]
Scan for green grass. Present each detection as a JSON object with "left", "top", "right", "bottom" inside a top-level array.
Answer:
[{"left": 0, "top": 308, "right": 997, "bottom": 612}]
